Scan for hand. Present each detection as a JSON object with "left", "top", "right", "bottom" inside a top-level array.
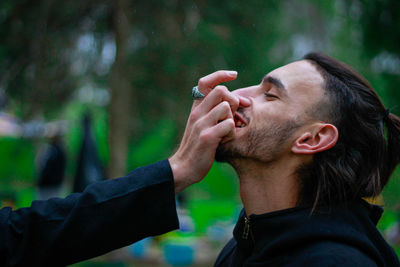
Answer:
[{"left": 169, "top": 70, "right": 250, "bottom": 194}]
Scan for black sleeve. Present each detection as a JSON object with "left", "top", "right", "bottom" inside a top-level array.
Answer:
[{"left": 0, "top": 159, "right": 179, "bottom": 267}]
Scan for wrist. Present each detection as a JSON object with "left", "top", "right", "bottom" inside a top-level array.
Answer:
[{"left": 168, "top": 155, "right": 189, "bottom": 194}]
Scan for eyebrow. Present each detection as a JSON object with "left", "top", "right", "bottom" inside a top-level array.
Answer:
[{"left": 262, "top": 75, "right": 287, "bottom": 94}]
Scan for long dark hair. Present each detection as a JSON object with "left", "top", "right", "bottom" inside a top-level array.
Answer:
[{"left": 298, "top": 52, "right": 400, "bottom": 210}]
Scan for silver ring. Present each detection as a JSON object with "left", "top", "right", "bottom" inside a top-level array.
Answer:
[{"left": 192, "top": 86, "right": 205, "bottom": 100}]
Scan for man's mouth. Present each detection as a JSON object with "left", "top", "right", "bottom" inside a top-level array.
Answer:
[{"left": 234, "top": 112, "right": 248, "bottom": 128}]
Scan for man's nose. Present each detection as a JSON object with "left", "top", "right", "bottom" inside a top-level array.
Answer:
[{"left": 232, "top": 86, "right": 257, "bottom": 99}]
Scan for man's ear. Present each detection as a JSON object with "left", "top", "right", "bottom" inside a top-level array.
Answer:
[{"left": 292, "top": 123, "right": 338, "bottom": 155}]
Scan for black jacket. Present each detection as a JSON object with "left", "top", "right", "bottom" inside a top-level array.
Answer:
[
  {"left": 0, "top": 160, "right": 179, "bottom": 266},
  {"left": 215, "top": 200, "right": 400, "bottom": 266}
]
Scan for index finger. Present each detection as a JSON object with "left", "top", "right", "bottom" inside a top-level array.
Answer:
[
  {"left": 197, "top": 70, "right": 238, "bottom": 95},
  {"left": 195, "top": 86, "right": 240, "bottom": 118}
]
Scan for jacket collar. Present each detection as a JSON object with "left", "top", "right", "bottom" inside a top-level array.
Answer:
[{"left": 232, "top": 199, "right": 384, "bottom": 255}]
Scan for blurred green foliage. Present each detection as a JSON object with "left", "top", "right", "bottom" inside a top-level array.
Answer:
[
  {"left": 127, "top": 119, "right": 176, "bottom": 169},
  {"left": 0, "top": 138, "right": 36, "bottom": 184},
  {"left": 0, "top": 0, "right": 399, "bottom": 257}
]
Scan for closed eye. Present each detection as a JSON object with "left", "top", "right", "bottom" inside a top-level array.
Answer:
[{"left": 264, "top": 92, "right": 278, "bottom": 99}]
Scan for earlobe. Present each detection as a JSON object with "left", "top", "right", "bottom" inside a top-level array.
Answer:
[{"left": 292, "top": 124, "right": 338, "bottom": 155}]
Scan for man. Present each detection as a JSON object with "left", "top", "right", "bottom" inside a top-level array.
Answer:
[
  {"left": 1, "top": 53, "right": 398, "bottom": 266},
  {"left": 173, "top": 52, "right": 400, "bottom": 266}
]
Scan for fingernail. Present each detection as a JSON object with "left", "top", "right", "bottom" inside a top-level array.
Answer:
[{"left": 226, "top": 71, "right": 238, "bottom": 77}]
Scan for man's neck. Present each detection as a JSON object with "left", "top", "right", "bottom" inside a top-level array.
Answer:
[{"left": 231, "top": 157, "right": 301, "bottom": 216}]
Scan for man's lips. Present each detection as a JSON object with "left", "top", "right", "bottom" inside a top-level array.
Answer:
[{"left": 234, "top": 112, "right": 249, "bottom": 128}]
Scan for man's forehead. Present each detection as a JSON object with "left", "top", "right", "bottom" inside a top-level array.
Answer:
[{"left": 265, "top": 60, "right": 324, "bottom": 93}]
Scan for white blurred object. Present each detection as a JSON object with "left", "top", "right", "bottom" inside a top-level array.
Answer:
[
  {"left": 386, "top": 222, "right": 400, "bottom": 245},
  {"left": 207, "top": 220, "right": 235, "bottom": 244},
  {"left": 0, "top": 112, "right": 21, "bottom": 137},
  {"left": 0, "top": 112, "right": 68, "bottom": 139}
]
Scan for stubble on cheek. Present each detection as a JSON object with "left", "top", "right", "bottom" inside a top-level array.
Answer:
[
  {"left": 215, "top": 119, "right": 303, "bottom": 163},
  {"left": 248, "top": 120, "right": 302, "bottom": 162}
]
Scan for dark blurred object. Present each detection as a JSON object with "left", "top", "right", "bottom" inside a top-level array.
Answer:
[
  {"left": 73, "top": 113, "right": 104, "bottom": 192},
  {"left": 177, "top": 192, "right": 187, "bottom": 208},
  {"left": 36, "top": 135, "right": 66, "bottom": 200},
  {"left": 0, "top": 89, "right": 7, "bottom": 111}
]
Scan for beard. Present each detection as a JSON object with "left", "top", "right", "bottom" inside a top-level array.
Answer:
[{"left": 215, "top": 118, "right": 303, "bottom": 164}]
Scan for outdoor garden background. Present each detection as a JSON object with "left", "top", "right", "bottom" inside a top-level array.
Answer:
[{"left": 0, "top": 0, "right": 399, "bottom": 266}]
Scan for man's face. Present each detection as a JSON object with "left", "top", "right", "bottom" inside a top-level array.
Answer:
[{"left": 216, "top": 60, "right": 325, "bottom": 163}]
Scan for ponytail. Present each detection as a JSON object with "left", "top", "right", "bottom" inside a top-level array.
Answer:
[
  {"left": 385, "top": 112, "right": 400, "bottom": 180},
  {"left": 298, "top": 52, "right": 400, "bottom": 209}
]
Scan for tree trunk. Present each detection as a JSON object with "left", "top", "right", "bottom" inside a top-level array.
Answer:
[{"left": 108, "top": 0, "right": 133, "bottom": 178}]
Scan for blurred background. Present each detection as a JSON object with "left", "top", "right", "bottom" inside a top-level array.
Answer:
[{"left": 0, "top": 0, "right": 399, "bottom": 266}]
